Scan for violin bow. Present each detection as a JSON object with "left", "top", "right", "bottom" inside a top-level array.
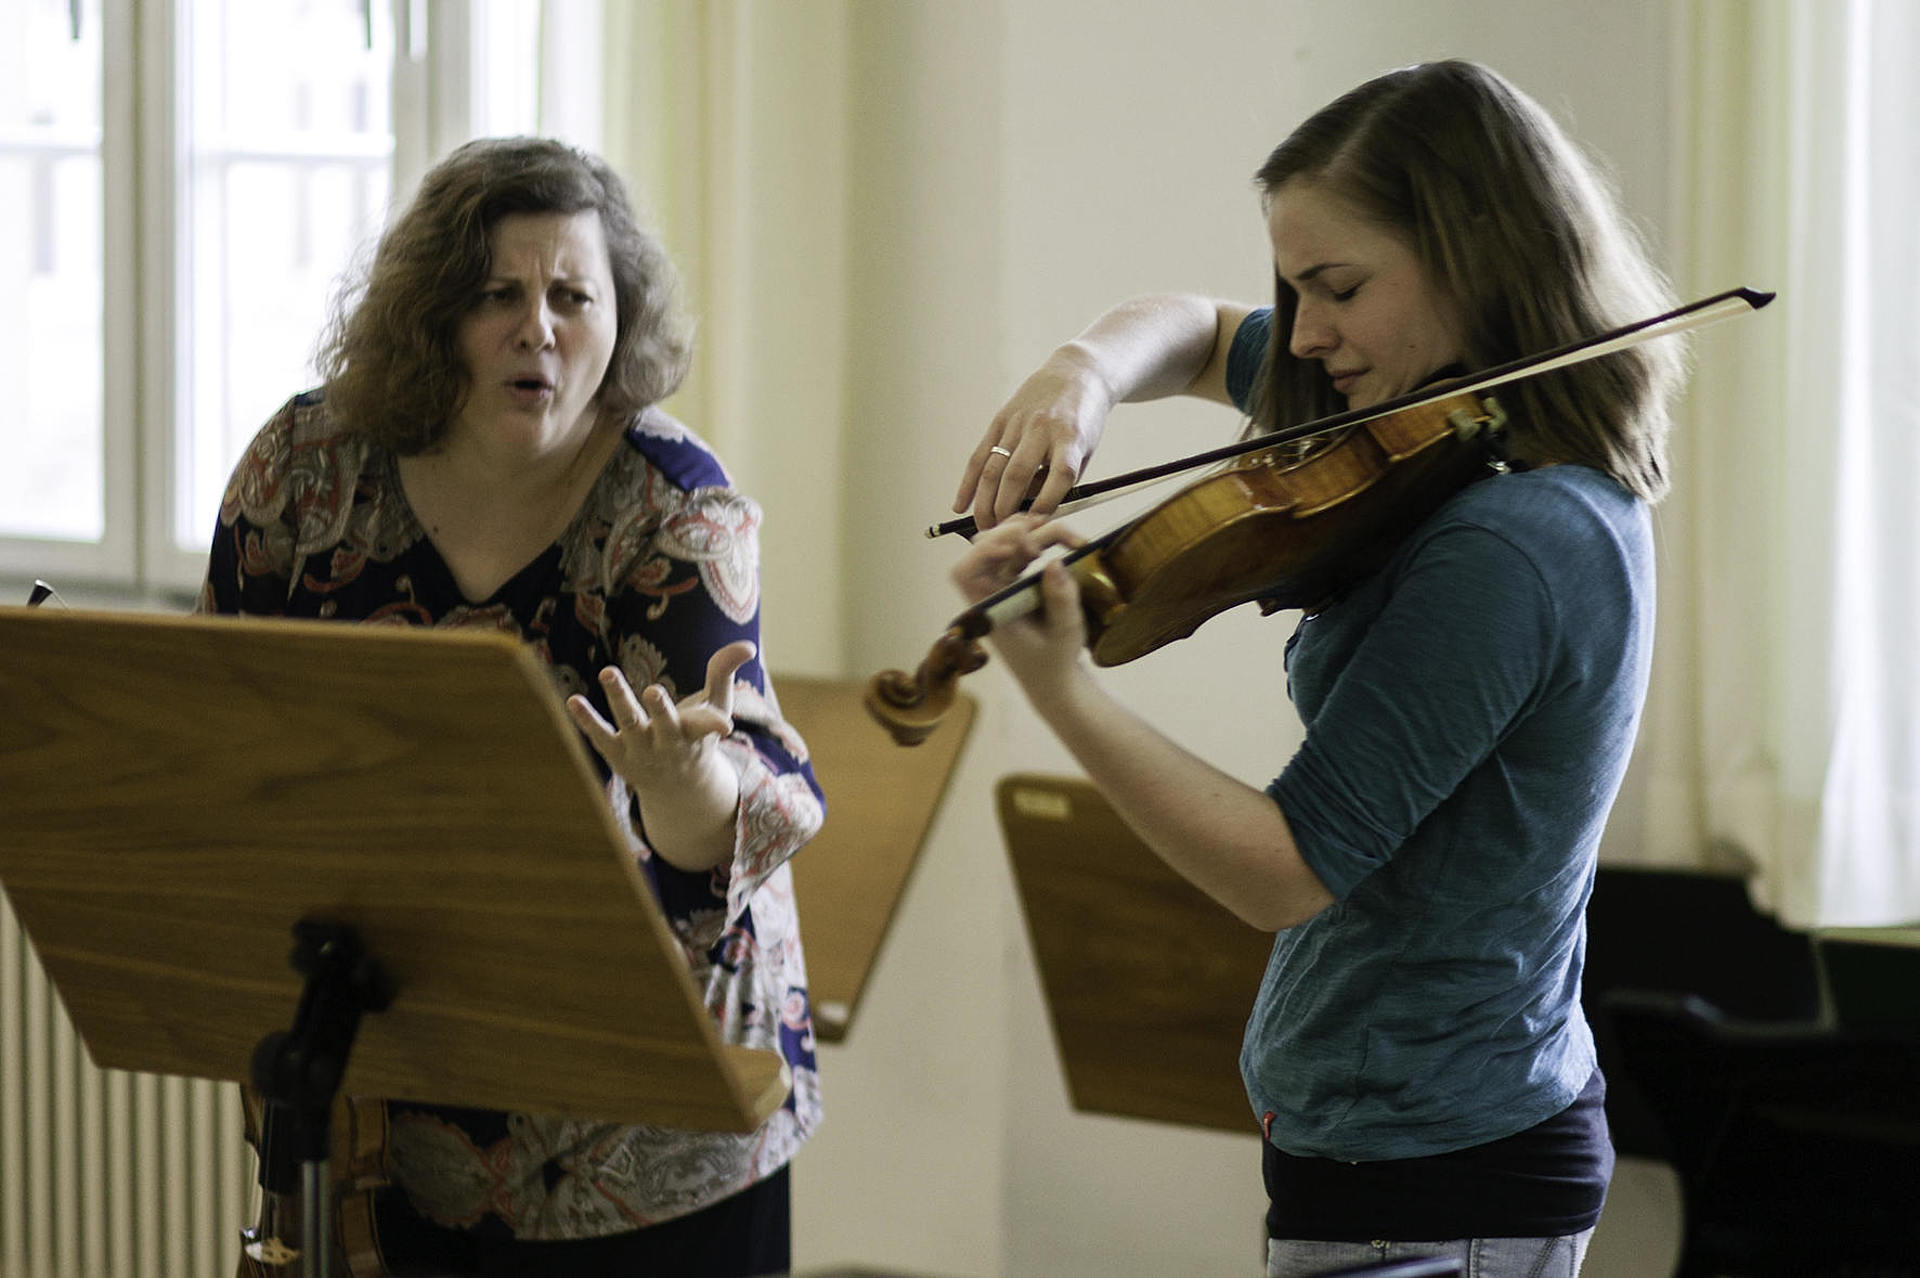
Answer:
[{"left": 929, "top": 285, "right": 1775, "bottom": 540}]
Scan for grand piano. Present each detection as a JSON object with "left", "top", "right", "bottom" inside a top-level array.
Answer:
[{"left": 1585, "top": 867, "right": 1920, "bottom": 1277}]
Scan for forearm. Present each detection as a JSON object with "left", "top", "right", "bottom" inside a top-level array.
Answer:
[
  {"left": 954, "top": 530, "right": 1330, "bottom": 930},
  {"left": 1054, "top": 294, "right": 1244, "bottom": 408},
  {"left": 1024, "top": 661, "right": 1334, "bottom": 932}
]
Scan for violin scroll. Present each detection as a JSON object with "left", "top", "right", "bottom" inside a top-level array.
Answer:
[{"left": 865, "top": 624, "right": 989, "bottom": 746}]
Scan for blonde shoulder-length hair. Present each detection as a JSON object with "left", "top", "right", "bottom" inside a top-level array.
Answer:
[{"left": 1249, "top": 60, "right": 1685, "bottom": 503}]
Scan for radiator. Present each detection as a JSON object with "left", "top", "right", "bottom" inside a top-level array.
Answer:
[{"left": 1, "top": 889, "right": 253, "bottom": 1278}]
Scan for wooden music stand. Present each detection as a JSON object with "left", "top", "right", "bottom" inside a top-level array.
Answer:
[
  {"left": 776, "top": 677, "right": 974, "bottom": 1042},
  {"left": 996, "top": 772, "right": 1273, "bottom": 1135},
  {"left": 0, "top": 606, "right": 790, "bottom": 1134}
]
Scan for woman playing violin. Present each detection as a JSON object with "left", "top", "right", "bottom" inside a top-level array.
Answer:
[{"left": 951, "top": 60, "right": 1684, "bottom": 1278}]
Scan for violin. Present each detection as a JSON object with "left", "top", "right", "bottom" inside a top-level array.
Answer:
[
  {"left": 237, "top": 1091, "right": 393, "bottom": 1278},
  {"left": 866, "top": 390, "right": 1503, "bottom": 744},
  {"left": 866, "top": 288, "right": 1774, "bottom": 747}
]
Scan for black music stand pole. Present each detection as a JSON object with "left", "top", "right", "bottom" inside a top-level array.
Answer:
[{"left": 245, "top": 920, "right": 393, "bottom": 1278}]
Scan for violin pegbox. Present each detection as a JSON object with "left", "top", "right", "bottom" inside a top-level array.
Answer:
[
  {"left": 1448, "top": 395, "right": 1511, "bottom": 474},
  {"left": 1446, "top": 394, "right": 1507, "bottom": 441}
]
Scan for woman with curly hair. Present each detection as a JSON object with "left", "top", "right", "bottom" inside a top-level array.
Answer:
[{"left": 201, "top": 136, "right": 822, "bottom": 1277}]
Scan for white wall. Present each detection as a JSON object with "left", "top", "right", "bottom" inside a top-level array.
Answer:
[
  {"left": 790, "top": 5, "right": 1021, "bottom": 1267},
  {"left": 791, "top": 2, "right": 1684, "bottom": 1276}
]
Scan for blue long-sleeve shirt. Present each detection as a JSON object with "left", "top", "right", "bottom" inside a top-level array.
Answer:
[{"left": 1228, "top": 310, "right": 1653, "bottom": 1160}]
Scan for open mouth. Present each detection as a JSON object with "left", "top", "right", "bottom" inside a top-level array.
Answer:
[{"left": 506, "top": 375, "right": 556, "bottom": 405}]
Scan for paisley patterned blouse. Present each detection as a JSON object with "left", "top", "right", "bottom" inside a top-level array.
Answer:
[{"left": 196, "top": 391, "right": 825, "bottom": 1239}]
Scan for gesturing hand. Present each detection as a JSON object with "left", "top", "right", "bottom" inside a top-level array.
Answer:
[
  {"left": 568, "top": 639, "right": 756, "bottom": 781},
  {"left": 565, "top": 640, "right": 757, "bottom": 870}
]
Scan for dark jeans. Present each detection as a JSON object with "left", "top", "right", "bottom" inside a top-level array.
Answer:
[{"left": 374, "top": 1166, "right": 791, "bottom": 1278}]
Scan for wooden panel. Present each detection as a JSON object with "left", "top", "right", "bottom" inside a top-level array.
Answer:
[
  {"left": 0, "top": 606, "right": 786, "bottom": 1133},
  {"left": 778, "top": 677, "right": 974, "bottom": 1041},
  {"left": 997, "top": 773, "right": 1272, "bottom": 1134}
]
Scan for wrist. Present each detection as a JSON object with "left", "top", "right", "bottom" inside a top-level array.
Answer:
[
  {"left": 627, "top": 748, "right": 739, "bottom": 833},
  {"left": 1049, "top": 340, "right": 1121, "bottom": 410},
  {"left": 633, "top": 745, "right": 739, "bottom": 809},
  {"left": 1015, "top": 652, "right": 1102, "bottom": 732}
]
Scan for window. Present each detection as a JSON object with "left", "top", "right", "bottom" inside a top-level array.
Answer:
[
  {"left": 176, "top": 0, "right": 398, "bottom": 563},
  {"left": 1, "top": 0, "right": 588, "bottom": 598},
  {"left": 1, "top": 0, "right": 112, "bottom": 552}
]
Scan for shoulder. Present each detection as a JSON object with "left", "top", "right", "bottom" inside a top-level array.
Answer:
[
  {"left": 1226, "top": 308, "right": 1274, "bottom": 413},
  {"left": 222, "top": 390, "right": 374, "bottom": 521},
  {"left": 595, "top": 408, "right": 764, "bottom": 596},
  {"left": 617, "top": 405, "right": 737, "bottom": 494},
  {"left": 1434, "top": 465, "right": 1650, "bottom": 565},
  {"left": 1399, "top": 465, "right": 1652, "bottom": 629},
  {"left": 242, "top": 389, "right": 375, "bottom": 475},
  {"left": 255, "top": 389, "right": 354, "bottom": 452}
]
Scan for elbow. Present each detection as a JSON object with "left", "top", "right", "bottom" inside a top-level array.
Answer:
[
  {"left": 1229, "top": 874, "right": 1336, "bottom": 934},
  {"left": 1229, "top": 903, "right": 1288, "bottom": 933},
  {"left": 1233, "top": 899, "right": 1326, "bottom": 934}
]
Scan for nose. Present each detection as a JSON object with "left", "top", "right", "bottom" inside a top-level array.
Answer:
[
  {"left": 1288, "top": 295, "right": 1335, "bottom": 360},
  {"left": 513, "top": 298, "right": 556, "bottom": 350}
]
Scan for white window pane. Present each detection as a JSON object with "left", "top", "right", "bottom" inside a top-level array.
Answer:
[
  {"left": 175, "top": 0, "right": 394, "bottom": 554},
  {"left": 0, "top": 0, "right": 105, "bottom": 543},
  {"left": 475, "top": 0, "right": 545, "bottom": 137}
]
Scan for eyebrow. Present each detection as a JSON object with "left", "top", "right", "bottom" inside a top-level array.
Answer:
[
  {"left": 480, "top": 274, "right": 598, "bottom": 290},
  {"left": 1285, "top": 262, "right": 1355, "bottom": 285}
]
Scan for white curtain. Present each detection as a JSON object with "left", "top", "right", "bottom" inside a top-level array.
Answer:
[
  {"left": 591, "top": 1, "right": 853, "bottom": 676},
  {"left": 1647, "top": 0, "right": 1920, "bottom": 928}
]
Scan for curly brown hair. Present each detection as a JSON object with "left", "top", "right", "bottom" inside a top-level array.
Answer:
[
  {"left": 316, "top": 136, "right": 692, "bottom": 454},
  {"left": 1249, "top": 61, "right": 1684, "bottom": 503}
]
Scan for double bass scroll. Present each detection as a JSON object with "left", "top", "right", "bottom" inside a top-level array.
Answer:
[{"left": 238, "top": 1093, "right": 393, "bottom": 1278}]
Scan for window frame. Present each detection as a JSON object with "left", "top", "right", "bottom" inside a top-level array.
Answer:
[{"left": 137, "top": 0, "right": 196, "bottom": 593}]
